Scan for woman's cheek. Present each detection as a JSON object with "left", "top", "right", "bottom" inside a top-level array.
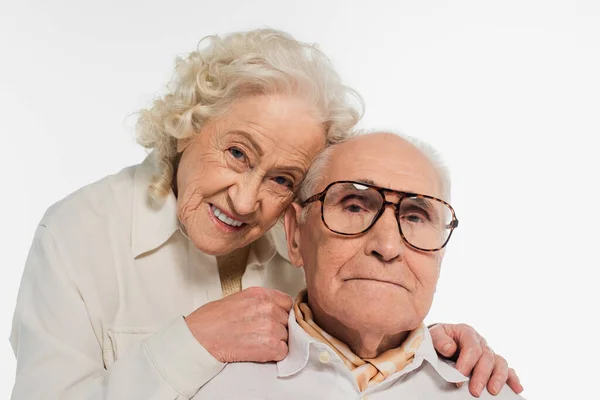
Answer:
[
  {"left": 260, "top": 191, "right": 290, "bottom": 220},
  {"left": 177, "top": 184, "right": 206, "bottom": 222}
]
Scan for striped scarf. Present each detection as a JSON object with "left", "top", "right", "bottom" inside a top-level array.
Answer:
[{"left": 294, "top": 290, "right": 425, "bottom": 391}]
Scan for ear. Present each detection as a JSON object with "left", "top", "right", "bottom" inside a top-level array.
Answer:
[{"left": 283, "top": 203, "right": 305, "bottom": 268}]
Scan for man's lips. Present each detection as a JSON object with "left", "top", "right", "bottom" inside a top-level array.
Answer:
[{"left": 344, "top": 278, "right": 407, "bottom": 289}]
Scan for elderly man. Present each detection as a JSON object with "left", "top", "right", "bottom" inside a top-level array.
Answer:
[{"left": 194, "top": 132, "right": 524, "bottom": 399}]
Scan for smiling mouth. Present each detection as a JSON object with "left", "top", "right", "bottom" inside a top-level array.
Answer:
[{"left": 209, "top": 204, "right": 246, "bottom": 228}]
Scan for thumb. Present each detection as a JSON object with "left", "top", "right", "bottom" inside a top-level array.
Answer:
[{"left": 429, "top": 323, "right": 458, "bottom": 358}]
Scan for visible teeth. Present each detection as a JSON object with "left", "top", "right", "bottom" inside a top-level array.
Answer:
[{"left": 211, "top": 205, "right": 243, "bottom": 227}]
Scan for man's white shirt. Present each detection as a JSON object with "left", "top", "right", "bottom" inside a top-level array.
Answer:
[{"left": 195, "top": 310, "right": 525, "bottom": 399}]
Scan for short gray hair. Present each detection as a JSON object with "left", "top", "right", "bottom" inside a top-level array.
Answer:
[{"left": 297, "top": 130, "right": 451, "bottom": 221}]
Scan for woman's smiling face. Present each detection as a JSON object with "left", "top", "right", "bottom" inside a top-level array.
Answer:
[{"left": 176, "top": 94, "right": 326, "bottom": 256}]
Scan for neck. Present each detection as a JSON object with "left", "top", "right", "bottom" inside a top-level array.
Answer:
[{"left": 308, "top": 297, "right": 410, "bottom": 359}]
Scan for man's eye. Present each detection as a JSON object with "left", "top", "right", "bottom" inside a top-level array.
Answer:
[
  {"left": 228, "top": 147, "right": 246, "bottom": 161},
  {"left": 273, "top": 176, "right": 293, "bottom": 188},
  {"left": 345, "top": 204, "right": 365, "bottom": 213},
  {"left": 403, "top": 213, "right": 426, "bottom": 223}
]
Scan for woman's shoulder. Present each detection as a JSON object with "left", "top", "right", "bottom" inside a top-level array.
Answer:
[{"left": 40, "top": 162, "right": 142, "bottom": 235}]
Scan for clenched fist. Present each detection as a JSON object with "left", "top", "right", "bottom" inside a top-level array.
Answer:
[{"left": 185, "top": 287, "right": 293, "bottom": 363}]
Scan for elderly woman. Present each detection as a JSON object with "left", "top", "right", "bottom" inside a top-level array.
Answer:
[{"left": 10, "top": 29, "right": 521, "bottom": 399}]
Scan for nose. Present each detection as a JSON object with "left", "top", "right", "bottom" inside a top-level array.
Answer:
[
  {"left": 227, "top": 173, "right": 261, "bottom": 216},
  {"left": 364, "top": 206, "right": 404, "bottom": 262}
]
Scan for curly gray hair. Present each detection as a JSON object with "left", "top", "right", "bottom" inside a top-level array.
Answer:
[{"left": 135, "top": 29, "right": 364, "bottom": 198}]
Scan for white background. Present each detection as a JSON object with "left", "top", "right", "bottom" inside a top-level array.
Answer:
[{"left": 1, "top": 0, "right": 599, "bottom": 399}]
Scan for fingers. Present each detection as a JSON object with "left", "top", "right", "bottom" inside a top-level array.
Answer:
[
  {"left": 191, "top": 287, "right": 294, "bottom": 364},
  {"left": 259, "top": 322, "right": 289, "bottom": 362},
  {"left": 245, "top": 286, "right": 293, "bottom": 312},
  {"left": 261, "top": 316, "right": 288, "bottom": 341},
  {"left": 453, "top": 330, "right": 484, "bottom": 377},
  {"left": 272, "top": 340, "right": 289, "bottom": 362},
  {"left": 429, "top": 324, "right": 458, "bottom": 358},
  {"left": 465, "top": 342, "right": 495, "bottom": 397},
  {"left": 239, "top": 287, "right": 292, "bottom": 329},
  {"left": 442, "top": 322, "right": 523, "bottom": 396},
  {"left": 255, "top": 339, "right": 289, "bottom": 363},
  {"left": 486, "top": 355, "right": 508, "bottom": 395},
  {"left": 267, "top": 302, "right": 291, "bottom": 327},
  {"left": 266, "top": 289, "right": 294, "bottom": 312},
  {"left": 506, "top": 367, "right": 524, "bottom": 394}
]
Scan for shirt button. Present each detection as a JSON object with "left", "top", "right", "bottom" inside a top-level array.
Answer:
[
  {"left": 318, "top": 351, "right": 330, "bottom": 364},
  {"left": 362, "top": 396, "right": 369, "bottom": 400}
]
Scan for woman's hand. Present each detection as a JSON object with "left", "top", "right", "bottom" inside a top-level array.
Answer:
[
  {"left": 430, "top": 323, "right": 523, "bottom": 397},
  {"left": 185, "top": 287, "right": 293, "bottom": 363}
]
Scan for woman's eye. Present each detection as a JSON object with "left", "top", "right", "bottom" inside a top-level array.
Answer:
[
  {"left": 273, "top": 176, "right": 293, "bottom": 188},
  {"left": 228, "top": 147, "right": 247, "bottom": 161}
]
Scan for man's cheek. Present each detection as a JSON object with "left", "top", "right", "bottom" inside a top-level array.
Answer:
[{"left": 326, "top": 241, "right": 357, "bottom": 264}]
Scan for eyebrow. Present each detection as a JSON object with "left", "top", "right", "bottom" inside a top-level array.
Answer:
[
  {"left": 355, "top": 178, "right": 376, "bottom": 186},
  {"left": 285, "top": 165, "right": 307, "bottom": 178},
  {"left": 354, "top": 179, "right": 436, "bottom": 207},
  {"left": 229, "top": 130, "right": 265, "bottom": 157},
  {"left": 230, "top": 130, "right": 308, "bottom": 181},
  {"left": 409, "top": 197, "right": 435, "bottom": 211}
]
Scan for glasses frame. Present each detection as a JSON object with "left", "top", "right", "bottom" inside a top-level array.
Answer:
[{"left": 301, "top": 180, "right": 459, "bottom": 252}]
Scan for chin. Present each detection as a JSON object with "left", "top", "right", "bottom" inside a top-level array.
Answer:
[
  {"left": 188, "top": 232, "right": 239, "bottom": 256},
  {"left": 343, "top": 282, "right": 408, "bottom": 304},
  {"left": 360, "top": 308, "right": 417, "bottom": 328}
]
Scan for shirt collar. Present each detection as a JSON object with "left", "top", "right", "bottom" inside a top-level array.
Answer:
[
  {"left": 414, "top": 327, "right": 469, "bottom": 384},
  {"left": 131, "top": 155, "right": 180, "bottom": 258},
  {"left": 277, "top": 308, "right": 468, "bottom": 385},
  {"left": 131, "top": 154, "right": 291, "bottom": 264},
  {"left": 277, "top": 308, "right": 313, "bottom": 377}
]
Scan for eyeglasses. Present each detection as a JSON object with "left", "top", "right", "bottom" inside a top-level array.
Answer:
[{"left": 301, "top": 180, "right": 459, "bottom": 252}]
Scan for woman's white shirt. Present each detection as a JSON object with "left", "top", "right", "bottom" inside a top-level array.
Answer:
[{"left": 10, "top": 155, "right": 305, "bottom": 400}]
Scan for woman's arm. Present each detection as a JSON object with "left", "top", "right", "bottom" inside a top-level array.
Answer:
[{"left": 10, "top": 225, "right": 224, "bottom": 400}]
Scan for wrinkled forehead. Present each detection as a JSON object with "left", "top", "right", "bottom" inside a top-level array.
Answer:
[{"left": 324, "top": 135, "right": 443, "bottom": 198}]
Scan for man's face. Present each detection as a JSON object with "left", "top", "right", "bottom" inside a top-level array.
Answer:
[{"left": 286, "top": 133, "right": 446, "bottom": 336}]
